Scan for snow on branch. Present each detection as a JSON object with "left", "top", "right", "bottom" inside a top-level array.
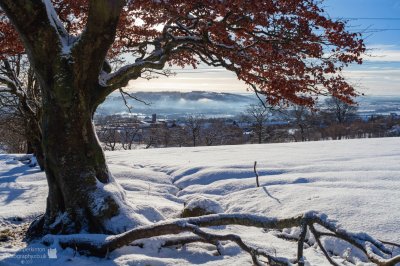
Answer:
[
  {"left": 0, "top": 75, "right": 17, "bottom": 91},
  {"left": 103, "top": 54, "right": 168, "bottom": 88},
  {"left": 43, "top": 212, "right": 400, "bottom": 266},
  {"left": 100, "top": 32, "right": 208, "bottom": 95},
  {"left": 42, "top": 0, "right": 69, "bottom": 43}
]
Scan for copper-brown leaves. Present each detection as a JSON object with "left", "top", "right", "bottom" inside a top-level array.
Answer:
[
  {"left": 0, "top": 12, "right": 24, "bottom": 58},
  {"left": 0, "top": 0, "right": 365, "bottom": 107}
]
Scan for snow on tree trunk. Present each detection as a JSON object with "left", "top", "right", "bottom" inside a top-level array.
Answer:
[
  {"left": 0, "top": 0, "right": 132, "bottom": 236},
  {"left": 29, "top": 65, "right": 140, "bottom": 236}
]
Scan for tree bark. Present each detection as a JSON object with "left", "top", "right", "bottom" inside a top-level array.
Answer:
[
  {"left": 193, "top": 133, "right": 197, "bottom": 147},
  {"left": 257, "top": 128, "right": 262, "bottom": 144},
  {"left": 29, "top": 74, "right": 129, "bottom": 236},
  {"left": 26, "top": 141, "right": 34, "bottom": 154},
  {"left": 25, "top": 114, "right": 45, "bottom": 170},
  {"left": 0, "top": 0, "right": 129, "bottom": 236},
  {"left": 299, "top": 124, "right": 305, "bottom": 142},
  {"left": 27, "top": 131, "right": 45, "bottom": 171}
]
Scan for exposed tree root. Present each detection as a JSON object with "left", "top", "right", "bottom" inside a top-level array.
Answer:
[{"left": 44, "top": 211, "right": 400, "bottom": 266}]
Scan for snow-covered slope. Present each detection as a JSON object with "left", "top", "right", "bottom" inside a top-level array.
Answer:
[{"left": 1, "top": 138, "right": 399, "bottom": 265}]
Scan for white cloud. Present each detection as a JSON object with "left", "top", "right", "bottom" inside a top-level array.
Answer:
[
  {"left": 344, "top": 68, "right": 400, "bottom": 95},
  {"left": 363, "top": 44, "right": 400, "bottom": 62}
]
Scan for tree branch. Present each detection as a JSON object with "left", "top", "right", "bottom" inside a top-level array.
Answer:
[
  {"left": 73, "top": 0, "right": 125, "bottom": 89},
  {"left": 104, "top": 51, "right": 170, "bottom": 89},
  {"left": 0, "top": 0, "right": 65, "bottom": 75},
  {"left": 44, "top": 212, "right": 399, "bottom": 266}
]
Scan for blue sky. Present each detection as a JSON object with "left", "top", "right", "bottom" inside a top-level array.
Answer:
[
  {"left": 132, "top": 1, "right": 400, "bottom": 96},
  {"left": 325, "top": 0, "right": 400, "bottom": 45},
  {"left": 322, "top": 0, "right": 400, "bottom": 96}
]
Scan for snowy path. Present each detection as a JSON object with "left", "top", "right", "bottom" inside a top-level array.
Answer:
[{"left": 1, "top": 137, "right": 400, "bottom": 265}]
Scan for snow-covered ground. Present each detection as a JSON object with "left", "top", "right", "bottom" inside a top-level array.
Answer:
[{"left": 0, "top": 138, "right": 399, "bottom": 265}]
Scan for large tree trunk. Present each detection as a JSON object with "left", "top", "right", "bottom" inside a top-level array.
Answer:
[
  {"left": 28, "top": 70, "right": 133, "bottom": 237},
  {"left": 1, "top": 0, "right": 129, "bottom": 238}
]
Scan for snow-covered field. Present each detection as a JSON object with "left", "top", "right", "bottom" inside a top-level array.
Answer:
[{"left": 0, "top": 138, "right": 399, "bottom": 265}]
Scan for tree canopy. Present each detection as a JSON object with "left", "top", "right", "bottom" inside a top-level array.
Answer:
[{"left": 0, "top": 0, "right": 365, "bottom": 107}]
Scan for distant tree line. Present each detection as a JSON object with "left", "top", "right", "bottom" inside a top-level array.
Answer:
[
  {"left": 1, "top": 97, "right": 400, "bottom": 153},
  {"left": 251, "top": 97, "right": 400, "bottom": 143},
  {"left": 95, "top": 115, "right": 244, "bottom": 150},
  {"left": 91, "top": 97, "right": 400, "bottom": 151}
]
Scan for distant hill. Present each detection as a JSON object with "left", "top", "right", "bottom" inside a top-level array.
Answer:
[
  {"left": 96, "top": 91, "right": 400, "bottom": 119},
  {"left": 114, "top": 91, "right": 253, "bottom": 103},
  {"left": 96, "top": 91, "right": 257, "bottom": 118}
]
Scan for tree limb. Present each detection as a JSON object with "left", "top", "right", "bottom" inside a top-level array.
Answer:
[
  {"left": 69, "top": 0, "right": 125, "bottom": 99},
  {"left": 0, "top": 0, "right": 64, "bottom": 74},
  {"left": 44, "top": 212, "right": 399, "bottom": 266}
]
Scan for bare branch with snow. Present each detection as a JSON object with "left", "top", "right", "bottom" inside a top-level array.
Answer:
[{"left": 44, "top": 212, "right": 399, "bottom": 266}]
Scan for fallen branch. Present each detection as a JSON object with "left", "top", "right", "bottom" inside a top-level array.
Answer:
[
  {"left": 44, "top": 211, "right": 400, "bottom": 266},
  {"left": 309, "top": 224, "right": 339, "bottom": 266}
]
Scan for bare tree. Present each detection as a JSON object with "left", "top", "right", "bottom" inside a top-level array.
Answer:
[
  {"left": 0, "top": 114, "right": 26, "bottom": 153},
  {"left": 322, "top": 97, "right": 359, "bottom": 140},
  {"left": 119, "top": 127, "right": 140, "bottom": 150},
  {"left": 0, "top": 55, "right": 44, "bottom": 168},
  {"left": 186, "top": 116, "right": 203, "bottom": 147},
  {"left": 97, "top": 127, "right": 120, "bottom": 151},
  {"left": 288, "top": 106, "right": 317, "bottom": 142},
  {"left": 158, "top": 125, "right": 172, "bottom": 147},
  {"left": 170, "top": 125, "right": 188, "bottom": 147},
  {"left": 243, "top": 103, "right": 271, "bottom": 144},
  {"left": 96, "top": 115, "right": 124, "bottom": 151},
  {"left": 120, "top": 120, "right": 141, "bottom": 150},
  {"left": 324, "top": 97, "right": 358, "bottom": 124},
  {"left": 202, "top": 119, "right": 224, "bottom": 146},
  {"left": 222, "top": 123, "right": 245, "bottom": 145}
]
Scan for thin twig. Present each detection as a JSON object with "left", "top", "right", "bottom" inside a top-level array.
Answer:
[
  {"left": 297, "top": 222, "right": 307, "bottom": 266},
  {"left": 119, "top": 88, "right": 151, "bottom": 114},
  {"left": 379, "top": 240, "right": 400, "bottom": 248},
  {"left": 309, "top": 224, "right": 339, "bottom": 266},
  {"left": 254, "top": 161, "right": 260, "bottom": 187}
]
